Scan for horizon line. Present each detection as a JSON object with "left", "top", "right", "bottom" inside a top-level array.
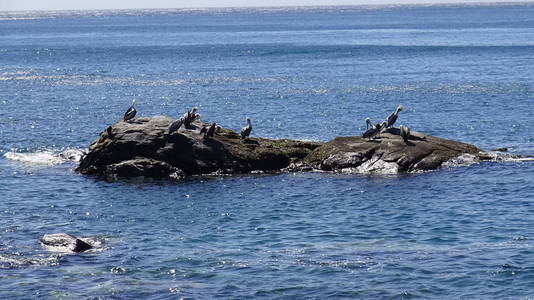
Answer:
[{"left": 1, "top": 1, "right": 533, "bottom": 13}]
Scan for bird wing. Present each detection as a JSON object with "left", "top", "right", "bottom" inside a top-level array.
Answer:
[
  {"left": 123, "top": 106, "right": 136, "bottom": 120},
  {"left": 386, "top": 112, "right": 397, "bottom": 128},
  {"left": 362, "top": 127, "right": 376, "bottom": 138}
]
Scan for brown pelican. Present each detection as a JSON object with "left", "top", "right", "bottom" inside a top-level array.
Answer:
[
  {"left": 240, "top": 117, "right": 252, "bottom": 139},
  {"left": 365, "top": 117, "right": 372, "bottom": 130},
  {"left": 384, "top": 105, "right": 404, "bottom": 128},
  {"left": 123, "top": 99, "right": 136, "bottom": 122},
  {"left": 375, "top": 121, "right": 387, "bottom": 139},
  {"left": 363, "top": 122, "right": 383, "bottom": 140},
  {"left": 189, "top": 107, "right": 198, "bottom": 119},
  {"left": 183, "top": 107, "right": 198, "bottom": 128},
  {"left": 168, "top": 117, "right": 184, "bottom": 134},
  {"left": 399, "top": 125, "right": 410, "bottom": 143},
  {"left": 207, "top": 122, "right": 216, "bottom": 138}
]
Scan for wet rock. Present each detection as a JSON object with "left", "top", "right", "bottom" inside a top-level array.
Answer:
[
  {"left": 77, "top": 116, "right": 491, "bottom": 179},
  {"left": 77, "top": 116, "right": 321, "bottom": 179},
  {"left": 305, "top": 128, "right": 486, "bottom": 174},
  {"left": 40, "top": 233, "right": 92, "bottom": 253}
]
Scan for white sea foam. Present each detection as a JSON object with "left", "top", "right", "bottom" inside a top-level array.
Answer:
[
  {"left": 441, "top": 153, "right": 480, "bottom": 168},
  {"left": 3, "top": 149, "right": 84, "bottom": 166},
  {"left": 442, "top": 151, "right": 534, "bottom": 169},
  {"left": 0, "top": 254, "right": 61, "bottom": 269}
]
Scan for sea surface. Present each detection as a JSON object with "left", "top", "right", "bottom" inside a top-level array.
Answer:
[{"left": 1, "top": 3, "right": 534, "bottom": 299}]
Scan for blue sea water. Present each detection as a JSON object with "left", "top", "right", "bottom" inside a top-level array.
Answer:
[{"left": 1, "top": 3, "right": 534, "bottom": 298}]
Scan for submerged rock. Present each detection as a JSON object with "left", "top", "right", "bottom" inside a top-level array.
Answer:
[
  {"left": 77, "top": 116, "right": 489, "bottom": 179},
  {"left": 40, "top": 233, "right": 92, "bottom": 253}
]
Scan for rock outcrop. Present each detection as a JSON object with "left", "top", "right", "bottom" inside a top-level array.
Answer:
[
  {"left": 40, "top": 233, "right": 92, "bottom": 253},
  {"left": 304, "top": 128, "right": 484, "bottom": 174},
  {"left": 77, "top": 116, "right": 489, "bottom": 180},
  {"left": 77, "top": 116, "right": 321, "bottom": 180}
]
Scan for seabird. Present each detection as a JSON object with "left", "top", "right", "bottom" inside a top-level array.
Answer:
[
  {"left": 384, "top": 105, "right": 404, "bottom": 129},
  {"left": 365, "top": 117, "right": 372, "bottom": 130},
  {"left": 376, "top": 121, "right": 387, "bottom": 138},
  {"left": 183, "top": 107, "right": 198, "bottom": 128},
  {"left": 206, "top": 122, "right": 216, "bottom": 138},
  {"left": 399, "top": 125, "right": 411, "bottom": 143},
  {"left": 240, "top": 117, "right": 252, "bottom": 139},
  {"left": 362, "top": 122, "right": 383, "bottom": 140},
  {"left": 168, "top": 117, "right": 184, "bottom": 134},
  {"left": 123, "top": 99, "right": 136, "bottom": 122},
  {"left": 189, "top": 107, "right": 198, "bottom": 119}
]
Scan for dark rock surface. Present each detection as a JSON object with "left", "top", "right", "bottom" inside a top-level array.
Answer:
[
  {"left": 305, "top": 128, "right": 485, "bottom": 174},
  {"left": 77, "top": 116, "right": 321, "bottom": 180},
  {"left": 40, "top": 233, "right": 92, "bottom": 253},
  {"left": 77, "top": 116, "right": 488, "bottom": 179}
]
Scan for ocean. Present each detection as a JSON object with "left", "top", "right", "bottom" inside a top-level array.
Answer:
[{"left": 1, "top": 3, "right": 534, "bottom": 298}]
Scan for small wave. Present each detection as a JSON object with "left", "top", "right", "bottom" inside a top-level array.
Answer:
[
  {"left": 3, "top": 149, "right": 84, "bottom": 166},
  {"left": 442, "top": 151, "right": 534, "bottom": 169},
  {"left": 0, "top": 254, "right": 60, "bottom": 269},
  {"left": 480, "top": 151, "right": 534, "bottom": 163}
]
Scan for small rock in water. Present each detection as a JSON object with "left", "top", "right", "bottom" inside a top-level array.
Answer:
[{"left": 40, "top": 233, "right": 92, "bottom": 253}]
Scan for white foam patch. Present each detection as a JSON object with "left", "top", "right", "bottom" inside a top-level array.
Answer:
[
  {"left": 0, "top": 254, "right": 60, "bottom": 269},
  {"left": 442, "top": 152, "right": 534, "bottom": 169},
  {"left": 3, "top": 149, "right": 84, "bottom": 166},
  {"left": 482, "top": 151, "right": 534, "bottom": 163},
  {"left": 442, "top": 153, "right": 480, "bottom": 168}
]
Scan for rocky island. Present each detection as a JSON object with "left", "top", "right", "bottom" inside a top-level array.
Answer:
[{"left": 76, "top": 116, "right": 493, "bottom": 180}]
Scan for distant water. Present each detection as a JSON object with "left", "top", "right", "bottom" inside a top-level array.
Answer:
[{"left": 1, "top": 3, "right": 534, "bottom": 298}]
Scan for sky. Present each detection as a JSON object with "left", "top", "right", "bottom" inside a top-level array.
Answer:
[{"left": 0, "top": 0, "right": 531, "bottom": 11}]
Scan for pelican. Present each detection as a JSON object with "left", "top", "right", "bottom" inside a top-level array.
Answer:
[
  {"left": 365, "top": 117, "right": 372, "bottom": 130},
  {"left": 189, "top": 107, "right": 198, "bottom": 119},
  {"left": 123, "top": 99, "right": 136, "bottom": 122},
  {"left": 362, "top": 122, "right": 383, "bottom": 141},
  {"left": 206, "top": 122, "right": 216, "bottom": 138},
  {"left": 183, "top": 107, "right": 198, "bottom": 128},
  {"left": 399, "top": 125, "right": 411, "bottom": 143},
  {"left": 384, "top": 105, "right": 404, "bottom": 128},
  {"left": 168, "top": 117, "right": 184, "bottom": 134},
  {"left": 240, "top": 117, "right": 252, "bottom": 139},
  {"left": 376, "top": 121, "right": 387, "bottom": 138}
]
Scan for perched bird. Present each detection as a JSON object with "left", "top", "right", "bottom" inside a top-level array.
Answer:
[
  {"left": 168, "top": 117, "right": 184, "bottom": 134},
  {"left": 384, "top": 105, "right": 404, "bottom": 129},
  {"left": 240, "top": 117, "right": 252, "bottom": 139},
  {"left": 200, "top": 125, "right": 208, "bottom": 135},
  {"left": 206, "top": 122, "right": 216, "bottom": 138},
  {"left": 189, "top": 107, "right": 198, "bottom": 118},
  {"left": 376, "top": 121, "right": 387, "bottom": 138},
  {"left": 399, "top": 125, "right": 411, "bottom": 143},
  {"left": 123, "top": 99, "right": 136, "bottom": 122},
  {"left": 365, "top": 117, "right": 372, "bottom": 130},
  {"left": 363, "top": 122, "right": 383, "bottom": 140},
  {"left": 105, "top": 126, "right": 114, "bottom": 138},
  {"left": 183, "top": 107, "right": 198, "bottom": 128}
]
